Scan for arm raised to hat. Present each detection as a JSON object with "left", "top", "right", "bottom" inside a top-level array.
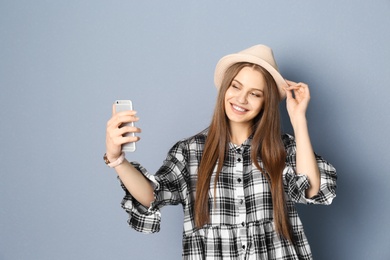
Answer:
[
  {"left": 105, "top": 104, "right": 155, "bottom": 207},
  {"left": 284, "top": 80, "right": 321, "bottom": 198}
]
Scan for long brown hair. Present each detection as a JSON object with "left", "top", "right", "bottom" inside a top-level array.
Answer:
[{"left": 194, "top": 62, "right": 293, "bottom": 241}]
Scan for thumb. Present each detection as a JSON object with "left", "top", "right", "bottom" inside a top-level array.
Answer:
[
  {"left": 112, "top": 103, "right": 116, "bottom": 116},
  {"left": 283, "top": 86, "right": 294, "bottom": 100}
]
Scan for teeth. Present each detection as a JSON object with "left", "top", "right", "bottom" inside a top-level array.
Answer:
[{"left": 233, "top": 105, "right": 246, "bottom": 112}]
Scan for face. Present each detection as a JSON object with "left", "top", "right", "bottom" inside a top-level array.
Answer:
[{"left": 224, "top": 66, "right": 265, "bottom": 129}]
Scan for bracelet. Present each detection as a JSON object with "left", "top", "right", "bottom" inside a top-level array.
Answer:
[{"left": 103, "top": 152, "right": 125, "bottom": 168}]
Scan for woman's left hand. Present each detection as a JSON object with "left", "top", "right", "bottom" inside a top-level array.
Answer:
[
  {"left": 284, "top": 80, "right": 311, "bottom": 124},
  {"left": 284, "top": 80, "right": 321, "bottom": 197}
]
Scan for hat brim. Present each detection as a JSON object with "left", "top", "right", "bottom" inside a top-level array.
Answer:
[{"left": 214, "top": 53, "right": 287, "bottom": 99}]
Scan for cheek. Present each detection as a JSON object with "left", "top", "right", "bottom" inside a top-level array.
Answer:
[
  {"left": 252, "top": 100, "right": 264, "bottom": 112},
  {"left": 224, "top": 89, "right": 233, "bottom": 99},
  {"left": 224, "top": 90, "right": 234, "bottom": 105},
  {"left": 224, "top": 97, "right": 231, "bottom": 111}
]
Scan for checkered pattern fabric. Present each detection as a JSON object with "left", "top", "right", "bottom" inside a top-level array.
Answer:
[{"left": 120, "top": 129, "right": 337, "bottom": 259}]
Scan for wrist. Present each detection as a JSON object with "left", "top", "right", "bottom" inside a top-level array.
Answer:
[
  {"left": 104, "top": 152, "right": 125, "bottom": 168},
  {"left": 106, "top": 153, "right": 121, "bottom": 163},
  {"left": 290, "top": 115, "right": 307, "bottom": 129}
]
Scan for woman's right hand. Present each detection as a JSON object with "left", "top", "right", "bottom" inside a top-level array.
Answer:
[
  {"left": 105, "top": 104, "right": 141, "bottom": 162},
  {"left": 105, "top": 105, "right": 154, "bottom": 207}
]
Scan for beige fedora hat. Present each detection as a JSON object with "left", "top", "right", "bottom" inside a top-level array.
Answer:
[{"left": 214, "top": 44, "right": 287, "bottom": 99}]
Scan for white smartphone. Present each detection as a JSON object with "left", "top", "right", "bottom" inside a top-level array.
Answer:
[{"left": 115, "top": 100, "right": 136, "bottom": 152}]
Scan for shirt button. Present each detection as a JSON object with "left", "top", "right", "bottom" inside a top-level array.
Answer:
[
  {"left": 241, "top": 222, "right": 245, "bottom": 227},
  {"left": 237, "top": 148, "right": 241, "bottom": 154},
  {"left": 240, "top": 199, "right": 244, "bottom": 205},
  {"left": 237, "top": 158, "right": 242, "bottom": 162},
  {"left": 242, "top": 245, "right": 246, "bottom": 249},
  {"left": 237, "top": 178, "right": 242, "bottom": 183}
]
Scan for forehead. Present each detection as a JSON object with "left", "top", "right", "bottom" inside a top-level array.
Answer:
[{"left": 233, "top": 66, "right": 265, "bottom": 90}]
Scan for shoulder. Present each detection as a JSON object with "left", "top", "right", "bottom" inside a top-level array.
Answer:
[{"left": 168, "top": 128, "right": 208, "bottom": 155}]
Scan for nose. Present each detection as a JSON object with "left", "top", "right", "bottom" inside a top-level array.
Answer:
[{"left": 236, "top": 91, "right": 248, "bottom": 104}]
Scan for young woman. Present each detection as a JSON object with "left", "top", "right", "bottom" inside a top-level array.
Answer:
[{"left": 104, "top": 44, "right": 337, "bottom": 259}]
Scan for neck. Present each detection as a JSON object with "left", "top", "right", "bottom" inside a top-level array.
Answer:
[{"left": 229, "top": 122, "right": 252, "bottom": 145}]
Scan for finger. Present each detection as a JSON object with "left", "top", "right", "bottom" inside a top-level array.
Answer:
[
  {"left": 118, "top": 125, "right": 142, "bottom": 135},
  {"left": 112, "top": 103, "right": 116, "bottom": 115},
  {"left": 107, "top": 127, "right": 141, "bottom": 146},
  {"left": 106, "top": 114, "right": 139, "bottom": 133},
  {"left": 285, "top": 83, "right": 309, "bottom": 96},
  {"left": 292, "top": 83, "right": 309, "bottom": 95},
  {"left": 285, "top": 80, "right": 308, "bottom": 89},
  {"left": 283, "top": 86, "right": 294, "bottom": 100},
  {"left": 285, "top": 84, "right": 305, "bottom": 90},
  {"left": 285, "top": 79, "right": 297, "bottom": 87},
  {"left": 107, "top": 106, "right": 139, "bottom": 143},
  {"left": 117, "top": 114, "right": 139, "bottom": 125},
  {"left": 115, "top": 109, "right": 137, "bottom": 117},
  {"left": 121, "top": 135, "right": 141, "bottom": 144},
  {"left": 112, "top": 128, "right": 141, "bottom": 143},
  {"left": 109, "top": 130, "right": 140, "bottom": 141},
  {"left": 114, "top": 112, "right": 139, "bottom": 124}
]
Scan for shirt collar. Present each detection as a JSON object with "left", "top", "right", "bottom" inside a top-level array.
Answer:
[{"left": 228, "top": 134, "right": 253, "bottom": 153}]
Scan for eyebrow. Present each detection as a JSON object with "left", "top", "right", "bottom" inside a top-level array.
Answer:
[{"left": 232, "top": 79, "right": 264, "bottom": 92}]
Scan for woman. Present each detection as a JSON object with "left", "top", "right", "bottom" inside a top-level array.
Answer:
[{"left": 104, "top": 44, "right": 337, "bottom": 259}]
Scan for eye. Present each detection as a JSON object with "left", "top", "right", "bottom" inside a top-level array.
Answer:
[
  {"left": 250, "top": 91, "right": 262, "bottom": 98},
  {"left": 231, "top": 84, "right": 239, "bottom": 89}
]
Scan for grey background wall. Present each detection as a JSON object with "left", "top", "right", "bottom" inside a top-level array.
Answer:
[{"left": 1, "top": 1, "right": 389, "bottom": 259}]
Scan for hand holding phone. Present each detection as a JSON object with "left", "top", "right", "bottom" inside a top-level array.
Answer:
[{"left": 114, "top": 100, "right": 136, "bottom": 152}]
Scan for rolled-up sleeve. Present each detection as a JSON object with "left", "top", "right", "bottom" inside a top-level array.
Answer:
[
  {"left": 119, "top": 141, "right": 190, "bottom": 234},
  {"left": 282, "top": 134, "right": 337, "bottom": 205},
  {"left": 120, "top": 162, "right": 161, "bottom": 234}
]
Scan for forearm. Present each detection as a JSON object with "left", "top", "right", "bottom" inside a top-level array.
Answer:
[
  {"left": 292, "top": 116, "right": 321, "bottom": 198},
  {"left": 112, "top": 158, "right": 155, "bottom": 207}
]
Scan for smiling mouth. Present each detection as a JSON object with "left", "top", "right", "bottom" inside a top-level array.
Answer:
[{"left": 231, "top": 104, "right": 248, "bottom": 112}]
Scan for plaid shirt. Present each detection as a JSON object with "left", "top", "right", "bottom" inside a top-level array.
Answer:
[{"left": 120, "top": 129, "right": 337, "bottom": 260}]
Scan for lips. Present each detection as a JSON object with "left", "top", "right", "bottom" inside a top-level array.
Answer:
[{"left": 231, "top": 104, "right": 248, "bottom": 113}]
